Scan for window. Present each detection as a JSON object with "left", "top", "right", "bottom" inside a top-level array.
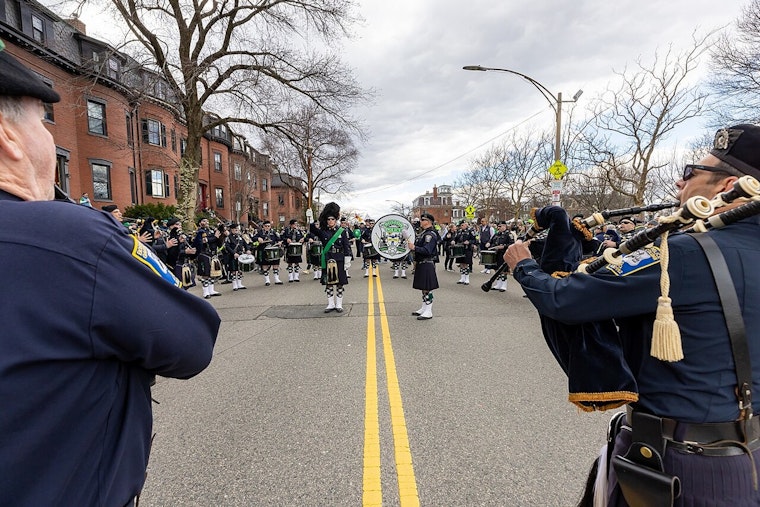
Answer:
[
  {"left": 125, "top": 113, "right": 133, "bottom": 146},
  {"left": 145, "top": 169, "right": 170, "bottom": 198},
  {"left": 251, "top": 173, "right": 257, "bottom": 189},
  {"left": 31, "top": 14, "right": 45, "bottom": 43},
  {"left": 107, "top": 58, "right": 120, "bottom": 80},
  {"left": 215, "top": 187, "right": 224, "bottom": 208},
  {"left": 91, "top": 162, "right": 112, "bottom": 200},
  {"left": 277, "top": 194, "right": 285, "bottom": 206},
  {"left": 142, "top": 119, "right": 167, "bottom": 147},
  {"left": 234, "top": 163, "right": 242, "bottom": 181},
  {"left": 129, "top": 168, "right": 137, "bottom": 204},
  {"left": 174, "top": 174, "right": 179, "bottom": 198},
  {"left": 213, "top": 151, "right": 222, "bottom": 172},
  {"left": 171, "top": 129, "right": 176, "bottom": 152},
  {"left": 262, "top": 178, "right": 268, "bottom": 191},
  {"left": 154, "top": 81, "right": 167, "bottom": 100},
  {"left": 40, "top": 79, "right": 55, "bottom": 122},
  {"left": 262, "top": 202, "right": 269, "bottom": 217},
  {"left": 87, "top": 100, "right": 107, "bottom": 136},
  {"left": 180, "top": 138, "right": 187, "bottom": 156}
]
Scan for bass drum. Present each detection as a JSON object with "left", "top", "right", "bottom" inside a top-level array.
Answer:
[{"left": 370, "top": 214, "right": 415, "bottom": 261}]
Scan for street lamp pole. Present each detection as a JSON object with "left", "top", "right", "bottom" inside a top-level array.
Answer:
[{"left": 462, "top": 65, "right": 582, "bottom": 164}]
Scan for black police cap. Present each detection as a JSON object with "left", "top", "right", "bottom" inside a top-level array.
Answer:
[
  {"left": 711, "top": 125, "right": 760, "bottom": 180},
  {"left": 0, "top": 42, "right": 60, "bottom": 103},
  {"left": 101, "top": 204, "right": 118, "bottom": 213}
]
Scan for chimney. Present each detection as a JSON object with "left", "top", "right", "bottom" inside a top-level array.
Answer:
[
  {"left": 432, "top": 185, "right": 438, "bottom": 199},
  {"left": 65, "top": 17, "right": 86, "bottom": 35}
]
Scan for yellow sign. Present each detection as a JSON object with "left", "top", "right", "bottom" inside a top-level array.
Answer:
[
  {"left": 464, "top": 205, "right": 476, "bottom": 219},
  {"left": 548, "top": 160, "right": 568, "bottom": 180}
]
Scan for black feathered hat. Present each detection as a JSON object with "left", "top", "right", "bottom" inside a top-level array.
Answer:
[{"left": 318, "top": 202, "right": 341, "bottom": 229}]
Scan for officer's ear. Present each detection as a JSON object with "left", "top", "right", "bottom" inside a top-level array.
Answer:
[
  {"left": 715, "top": 175, "right": 739, "bottom": 195},
  {"left": 0, "top": 111, "right": 25, "bottom": 162}
]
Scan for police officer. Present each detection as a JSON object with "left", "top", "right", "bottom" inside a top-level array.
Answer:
[
  {"left": 0, "top": 46, "right": 220, "bottom": 506},
  {"left": 408, "top": 213, "right": 439, "bottom": 320},
  {"left": 505, "top": 124, "right": 760, "bottom": 505}
]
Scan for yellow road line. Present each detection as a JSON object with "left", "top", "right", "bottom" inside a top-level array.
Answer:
[
  {"left": 375, "top": 276, "right": 420, "bottom": 507},
  {"left": 363, "top": 274, "right": 382, "bottom": 506}
]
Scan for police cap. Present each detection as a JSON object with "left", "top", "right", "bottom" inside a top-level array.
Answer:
[
  {"left": 0, "top": 41, "right": 60, "bottom": 103},
  {"left": 101, "top": 204, "right": 118, "bottom": 213},
  {"left": 711, "top": 125, "right": 760, "bottom": 180}
]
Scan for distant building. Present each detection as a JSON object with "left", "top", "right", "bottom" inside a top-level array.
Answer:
[{"left": 411, "top": 185, "right": 463, "bottom": 224}]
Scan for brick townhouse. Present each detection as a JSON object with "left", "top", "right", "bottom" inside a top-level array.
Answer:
[{"left": 0, "top": 0, "right": 304, "bottom": 224}]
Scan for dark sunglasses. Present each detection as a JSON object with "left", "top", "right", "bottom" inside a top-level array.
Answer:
[
  {"left": 682, "top": 164, "right": 732, "bottom": 181},
  {"left": 620, "top": 220, "right": 633, "bottom": 225}
]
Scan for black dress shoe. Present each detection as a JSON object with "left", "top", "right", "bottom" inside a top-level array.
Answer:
[
  {"left": 324, "top": 307, "right": 335, "bottom": 313},
  {"left": 416, "top": 315, "right": 432, "bottom": 320},
  {"left": 265, "top": 282, "right": 270, "bottom": 286},
  {"left": 412, "top": 311, "right": 421, "bottom": 316},
  {"left": 335, "top": 307, "right": 344, "bottom": 313}
]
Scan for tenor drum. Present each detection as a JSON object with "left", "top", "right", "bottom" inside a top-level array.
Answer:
[
  {"left": 480, "top": 250, "right": 498, "bottom": 267},
  {"left": 287, "top": 243, "right": 303, "bottom": 257},
  {"left": 451, "top": 244, "right": 466, "bottom": 258},
  {"left": 309, "top": 242, "right": 323, "bottom": 257},
  {"left": 363, "top": 244, "right": 378, "bottom": 257},
  {"left": 263, "top": 245, "right": 283, "bottom": 262}
]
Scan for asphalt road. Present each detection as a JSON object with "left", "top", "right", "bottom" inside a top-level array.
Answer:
[{"left": 139, "top": 261, "right": 612, "bottom": 506}]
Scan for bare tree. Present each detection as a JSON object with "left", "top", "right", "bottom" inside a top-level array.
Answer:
[
  {"left": 68, "top": 0, "right": 368, "bottom": 227},
  {"left": 710, "top": 0, "right": 760, "bottom": 125},
  {"left": 581, "top": 33, "right": 712, "bottom": 206},
  {"left": 260, "top": 103, "right": 360, "bottom": 218}
]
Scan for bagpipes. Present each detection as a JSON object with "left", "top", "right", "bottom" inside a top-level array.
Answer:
[
  {"left": 513, "top": 174, "right": 760, "bottom": 410},
  {"left": 482, "top": 201, "right": 680, "bottom": 292}
]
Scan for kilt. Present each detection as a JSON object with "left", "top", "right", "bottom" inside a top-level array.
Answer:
[
  {"left": 607, "top": 426, "right": 760, "bottom": 506},
  {"left": 412, "top": 261, "right": 439, "bottom": 291},
  {"left": 286, "top": 254, "right": 303, "bottom": 264},
  {"left": 197, "top": 253, "right": 212, "bottom": 277},
  {"left": 455, "top": 248, "right": 473, "bottom": 266}
]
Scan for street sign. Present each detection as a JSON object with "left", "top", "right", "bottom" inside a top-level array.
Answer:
[
  {"left": 550, "top": 180, "right": 563, "bottom": 205},
  {"left": 548, "top": 160, "right": 568, "bottom": 180},
  {"left": 464, "top": 205, "right": 476, "bottom": 219}
]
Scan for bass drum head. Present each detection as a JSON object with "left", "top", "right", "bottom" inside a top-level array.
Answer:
[{"left": 371, "top": 214, "right": 415, "bottom": 260}]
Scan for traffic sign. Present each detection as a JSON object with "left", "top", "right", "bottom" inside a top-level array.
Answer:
[
  {"left": 464, "top": 205, "right": 476, "bottom": 219},
  {"left": 548, "top": 160, "right": 568, "bottom": 180}
]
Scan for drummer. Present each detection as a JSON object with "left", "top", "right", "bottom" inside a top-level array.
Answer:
[
  {"left": 282, "top": 218, "right": 305, "bottom": 283},
  {"left": 486, "top": 220, "right": 514, "bottom": 292},
  {"left": 253, "top": 220, "right": 283, "bottom": 286},
  {"left": 454, "top": 219, "right": 477, "bottom": 285},
  {"left": 305, "top": 225, "right": 323, "bottom": 281},
  {"left": 361, "top": 218, "right": 380, "bottom": 278},
  {"left": 224, "top": 223, "right": 252, "bottom": 291}
]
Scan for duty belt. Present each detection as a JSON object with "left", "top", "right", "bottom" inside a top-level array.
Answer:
[
  {"left": 328, "top": 247, "right": 343, "bottom": 253},
  {"left": 416, "top": 259, "right": 434, "bottom": 264},
  {"left": 626, "top": 406, "right": 760, "bottom": 455}
]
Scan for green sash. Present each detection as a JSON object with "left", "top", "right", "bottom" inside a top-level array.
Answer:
[{"left": 320, "top": 227, "right": 345, "bottom": 270}]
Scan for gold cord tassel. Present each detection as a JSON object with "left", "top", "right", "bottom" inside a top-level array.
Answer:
[{"left": 650, "top": 230, "right": 683, "bottom": 361}]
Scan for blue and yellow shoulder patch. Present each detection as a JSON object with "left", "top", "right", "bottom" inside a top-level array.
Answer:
[
  {"left": 130, "top": 236, "right": 182, "bottom": 287},
  {"left": 605, "top": 245, "right": 661, "bottom": 277}
]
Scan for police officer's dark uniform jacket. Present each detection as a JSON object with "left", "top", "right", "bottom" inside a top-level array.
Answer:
[{"left": 0, "top": 191, "right": 220, "bottom": 506}]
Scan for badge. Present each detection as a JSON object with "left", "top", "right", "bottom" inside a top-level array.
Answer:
[
  {"left": 604, "top": 245, "right": 661, "bottom": 276},
  {"left": 131, "top": 236, "right": 182, "bottom": 287}
]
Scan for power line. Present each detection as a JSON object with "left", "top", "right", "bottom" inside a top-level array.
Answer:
[{"left": 348, "top": 108, "right": 548, "bottom": 197}]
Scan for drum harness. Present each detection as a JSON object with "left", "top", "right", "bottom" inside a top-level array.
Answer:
[{"left": 611, "top": 232, "right": 760, "bottom": 506}]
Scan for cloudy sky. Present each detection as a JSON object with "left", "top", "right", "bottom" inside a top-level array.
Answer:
[
  {"left": 73, "top": 0, "right": 746, "bottom": 220},
  {"left": 334, "top": 0, "right": 745, "bottom": 219}
]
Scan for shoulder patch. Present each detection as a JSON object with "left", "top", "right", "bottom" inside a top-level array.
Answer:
[
  {"left": 605, "top": 245, "right": 661, "bottom": 276},
  {"left": 131, "top": 236, "right": 182, "bottom": 287},
  {"left": 424, "top": 233, "right": 433, "bottom": 243}
]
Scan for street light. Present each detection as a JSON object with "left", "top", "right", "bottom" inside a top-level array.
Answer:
[{"left": 462, "top": 65, "right": 582, "bottom": 164}]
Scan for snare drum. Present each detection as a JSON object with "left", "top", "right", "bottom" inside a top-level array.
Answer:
[
  {"left": 363, "top": 244, "right": 378, "bottom": 258},
  {"left": 451, "top": 243, "right": 466, "bottom": 258},
  {"left": 287, "top": 243, "right": 303, "bottom": 257},
  {"left": 479, "top": 250, "right": 498, "bottom": 267},
  {"left": 263, "top": 245, "right": 283, "bottom": 262}
]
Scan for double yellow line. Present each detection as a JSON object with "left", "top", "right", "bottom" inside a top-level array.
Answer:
[{"left": 363, "top": 273, "right": 420, "bottom": 507}]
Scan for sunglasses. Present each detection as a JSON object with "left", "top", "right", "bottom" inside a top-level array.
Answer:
[
  {"left": 682, "top": 164, "right": 732, "bottom": 181},
  {"left": 620, "top": 220, "right": 633, "bottom": 225}
]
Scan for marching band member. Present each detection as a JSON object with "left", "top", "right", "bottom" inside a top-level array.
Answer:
[
  {"left": 224, "top": 223, "right": 251, "bottom": 291},
  {"left": 408, "top": 213, "right": 439, "bottom": 320},
  {"left": 506, "top": 125, "right": 760, "bottom": 506},
  {"left": 193, "top": 217, "right": 222, "bottom": 299},
  {"left": 310, "top": 202, "right": 351, "bottom": 313},
  {"left": 454, "top": 220, "right": 476, "bottom": 285},
  {"left": 305, "top": 227, "right": 323, "bottom": 280},
  {"left": 486, "top": 220, "right": 514, "bottom": 292},
  {"left": 361, "top": 218, "right": 380, "bottom": 278},
  {"left": 254, "top": 220, "right": 283, "bottom": 286},
  {"left": 283, "top": 218, "right": 305, "bottom": 283}
]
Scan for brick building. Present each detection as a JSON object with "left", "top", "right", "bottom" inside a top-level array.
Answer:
[
  {"left": 0, "top": 0, "right": 303, "bottom": 224},
  {"left": 411, "top": 185, "right": 463, "bottom": 224}
]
